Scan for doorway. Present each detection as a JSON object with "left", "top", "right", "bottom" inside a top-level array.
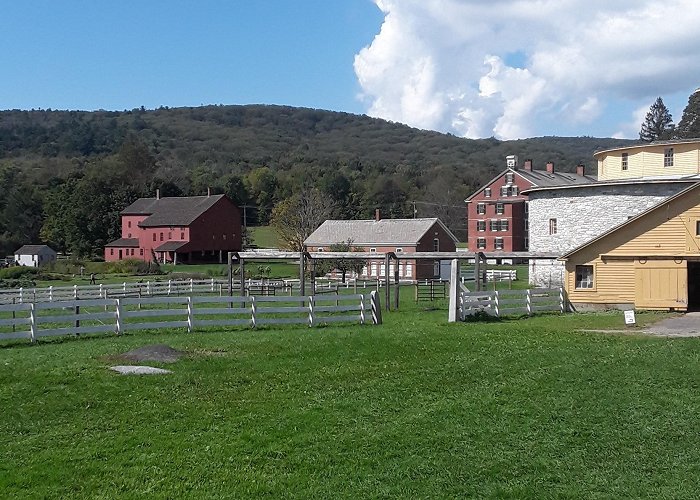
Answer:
[{"left": 687, "top": 262, "right": 700, "bottom": 310}]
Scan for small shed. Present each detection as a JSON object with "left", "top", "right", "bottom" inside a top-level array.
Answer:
[
  {"left": 561, "top": 182, "right": 700, "bottom": 311},
  {"left": 14, "top": 245, "right": 57, "bottom": 267}
]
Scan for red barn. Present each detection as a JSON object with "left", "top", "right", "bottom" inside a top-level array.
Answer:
[
  {"left": 465, "top": 156, "right": 596, "bottom": 256},
  {"left": 105, "top": 194, "right": 242, "bottom": 264}
]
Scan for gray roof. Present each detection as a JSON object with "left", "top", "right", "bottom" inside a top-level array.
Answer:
[
  {"left": 14, "top": 244, "right": 56, "bottom": 255},
  {"left": 522, "top": 174, "right": 699, "bottom": 194},
  {"left": 121, "top": 195, "right": 227, "bottom": 227},
  {"left": 594, "top": 137, "right": 700, "bottom": 157},
  {"left": 465, "top": 167, "right": 596, "bottom": 202},
  {"left": 105, "top": 238, "right": 140, "bottom": 248},
  {"left": 515, "top": 168, "right": 597, "bottom": 188},
  {"left": 304, "top": 218, "right": 458, "bottom": 246}
]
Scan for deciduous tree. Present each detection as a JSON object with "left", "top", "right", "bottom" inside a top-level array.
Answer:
[{"left": 271, "top": 189, "right": 334, "bottom": 252}]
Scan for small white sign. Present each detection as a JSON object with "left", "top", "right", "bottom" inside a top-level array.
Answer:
[{"left": 624, "top": 310, "right": 636, "bottom": 326}]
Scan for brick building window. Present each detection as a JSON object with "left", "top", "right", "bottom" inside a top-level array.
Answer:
[
  {"left": 489, "top": 220, "right": 499, "bottom": 231},
  {"left": 110, "top": 249, "right": 113, "bottom": 256},
  {"left": 496, "top": 203, "right": 505, "bottom": 215},
  {"left": 505, "top": 172, "right": 514, "bottom": 184},
  {"left": 494, "top": 238, "right": 504, "bottom": 250},
  {"left": 621, "top": 153, "right": 628, "bottom": 170},
  {"left": 575, "top": 265, "right": 594, "bottom": 289},
  {"left": 181, "top": 232, "right": 185, "bottom": 239},
  {"left": 484, "top": 188, "right": 491, "bottom": 198},
  {"left": 549, "top": 218, "right": 557, "bottom": 235},
  {"left": 477, "top": 238, "right": 486, "bottom": 249},
  {"left": 664, "top": 148, "right": 674, "bottom": 167},
  {"left": 128, "top": 221, "right": 131, "bottom": 228},
  {"left": 160, "top": 232, "right": 164, "bottom": 241},
  {"left": 500, "top": 219, "right": 509, "bottom": 231},
  {"left": 476, "top": 203, "right": 486, "bottom": 214},
  {"left": 140, "top": 249, "right": 144, "bottom": 256},
  {"left": 477, "top": 220, "right": 486, "bottom": 232},
  {"left": 500, "top": 186, "right": 508, "bottom": 196},
  {"left": 152, "top": 234, "right": 156, "bottom": 241}
]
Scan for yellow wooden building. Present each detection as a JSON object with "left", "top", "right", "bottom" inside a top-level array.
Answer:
[
  {"left": 595, "top": 139, "right": 700, "bottom": 181},
  {"left": 561, "top": 182, "right": 700, "bottom": 311}
]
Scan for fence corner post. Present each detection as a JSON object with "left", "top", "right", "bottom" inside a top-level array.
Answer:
[
  {"left": 360, "top": 294, "right": 366, "bottom": 325},
  {"left": 250, "top": 296, "right": 257, "bottom": 328},
  {"left": 115, "top": 299, "right": 122, "bottom": 336},
  {"left": 494, "top": 290, "right": 500, "bottom": 317},
  {"left": 29, "top": 303, "right": 36, "bottom": 343},
  {"left": 308, "top": 295, "right": 315, "bottom": 327},
  {"left": 448, "top": 259, "right": 459, "bottom": 323},
  {"left": 370, "top": 290, "right": 382, "bottom": 325},
  {"left": 187, "top": 296, "right": 193, "bottom": 333},
  {"left": 527, "top": 289, "right": 532, "bottom": 316}
]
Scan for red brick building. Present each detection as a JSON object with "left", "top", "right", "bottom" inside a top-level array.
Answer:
[
  {"left": 304, "top": 214, "right": 458, "bottom": 280},
  {"left": 105, "top": 193, "right": 242, "bottom": 264},
  {"left": 466, "top": 156, "right": 596, "bottom": 253}
]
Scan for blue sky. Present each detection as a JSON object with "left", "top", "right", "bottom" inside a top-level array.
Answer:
[
  {"left": 1, "top": 1, "right": 381, "bottom": 113},
  {"left": 2, "top": 1, "right": 700, "bottom": 140}
]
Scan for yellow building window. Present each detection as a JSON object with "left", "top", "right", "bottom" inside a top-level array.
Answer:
[
  {"left": 664, "top": 148, "right": 674, "bottom": 167},
  {"left": 621, "top": 153, "right": 628, "bottom": 171},
  {"left": 575, "top": 265, "right": 594, "bottom": 289}
]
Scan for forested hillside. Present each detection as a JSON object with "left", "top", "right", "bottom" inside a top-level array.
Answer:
[{"left": 0, "top": 104, "right": 634, "bottom": 256}]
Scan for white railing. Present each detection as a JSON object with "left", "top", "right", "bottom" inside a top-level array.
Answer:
[
  {"left": 0, "top": 292, "right": 382, "bottom": 345},
  {"left": 460, "top": 269, "right": 517, "bottom": 283},
  {"left": 459, "top": 287, "right": 565, "bottom": 319},
  {"left": 0, "top": 278, "right": 400, "bottom": 305}
]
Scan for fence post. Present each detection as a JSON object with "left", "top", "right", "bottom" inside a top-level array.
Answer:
[
  {"left": 211, "top": 278, "right": 215, "bottom": 292},
  {"left": 559, "top": 287, "right": 566, "bottom": 313},
  {"left": 49, "top": 285, "right": 53, "bottom": 302},
  {"left": 527, "top": 289, "right": 532, "bottom": 316},
  {"left": 115, "top": 299, "right": 122, "bottom": 335},
  {"left": 308, "top": 295, "right": 315, "bottom": 327},
  {"left": 75, "top": 301, "right": 80, "bottom": 331},
  {"left": 147, "top": 281, "right": 151, "bottom": 296},
  {"left": 494, "top": 290, "right": 500, "bottom": 317},
  {"left": 187, "top": 296, "right": 193, "bottom": 333},
  {"left": 99, "top": 283, "right": 104, "bottom": 298},
  {"left": 250, "top": 296, "right": 257, "bottom": 328},
  {"left": 190, "top": 278, "right": 194, "bottom": 293},
  {"left": 19, "top": 287, "right": 23, "bottom": 304},
  {"left": 370, "top": 291, "right": 382, "bottom": 325},
  {"left": 359, "top": 294, "right": 365, "bottom": 325},
  {"left": 29, "top": 303, "right": 36, "bottom": 343},
  {"left": 73, "top": 284, "right": 78, "bottom": 300},
  {"left": 168, "top": 280, "right": 172, "bottom": 296},
  {"left": 123, "top": 282, "right": 127, "bottom": 294}
]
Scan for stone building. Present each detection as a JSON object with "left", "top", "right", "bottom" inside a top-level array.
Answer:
[{"left": 525, "top": 178, "right": 697, "bottom": 287}]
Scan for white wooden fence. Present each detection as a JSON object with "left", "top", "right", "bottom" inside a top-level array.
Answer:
[
  {"left": 0, "top": 292, "right": 381, "bottom": 344},
  {"left": 461, "top": 269, "right": 518, "bottom": 283},
  {"left": 459, "top": 287, "right": 565, "bottom": 319},
  {"left": 0, "top": 278, "right": 394, "bottom": 305}
]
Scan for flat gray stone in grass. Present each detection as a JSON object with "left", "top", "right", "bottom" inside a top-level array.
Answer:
[{"left": 110, "top": 365, "right": 172, "bottom": 375}]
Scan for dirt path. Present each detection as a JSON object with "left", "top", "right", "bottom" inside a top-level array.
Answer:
[{"left": 641, "top": 312, "right": 700, "bottom": 337}]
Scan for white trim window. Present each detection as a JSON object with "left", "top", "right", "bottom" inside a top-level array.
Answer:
[
  {"left": 476, "top": 203, "right": 486, "bottom": 215},
  {"left": 500, "top": 219, "right": 509, "bottom": 231},
  {"left": 477, "top": 220, "right": 486, "bottom": 232},
  {"left": 505, "top": 172, "right": 514, "bottom": 184},
  {"left": 664, "top": 148, "right": 674, "bottom": 167},
  {"left": 477, "top": 238, "right": 486, "bottom": 249},
  {"left": 433, "top": 238, "right": 439, "bottom": 251},
  {"left": 496, "top": 203, "right": 505, "bottom": 215},
  {"left": 484, "top": 187, "right": 492, "bottom": 198},
  {"left": 494, "top": 238, "right": 504, "bottom": 250},
  {"left": 575, "top": 265, "right": 594, "bottom": 289},
  {"left": 405, "top": 263, "right": 412, "bottom": 277},
  {"left": 395, "top": 247, "right": 403, "bottom": 253},
  {"left": 370, "top": 263, "right": 377, "bottom": 276},
  {"left": 549, "top": 218, "right": 557, "bottom": 235},
  {"left": 369, "top": 248, "right": 377, "bottom": 253},
  {"left": 621, "top": 153, "right": 628, "bottom": 171}
]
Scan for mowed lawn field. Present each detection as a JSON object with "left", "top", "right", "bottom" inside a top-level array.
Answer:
[{"left": 1, "top": 308, "right": 700, "bottom": 498}]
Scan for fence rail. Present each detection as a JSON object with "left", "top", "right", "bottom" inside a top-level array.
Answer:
[
  {"left": 0, "top": 278, "right": 399, "bottom": 305},
  {"left": 0, "top": 292, "right": 381, "bottom": 345},
  {"left": 459, "top": 287, "right": 564, "bottom": 319}
]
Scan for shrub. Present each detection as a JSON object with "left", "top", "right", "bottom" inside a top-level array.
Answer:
[{"left": 0, "top": 266, "right": 40, "bottom": 280}]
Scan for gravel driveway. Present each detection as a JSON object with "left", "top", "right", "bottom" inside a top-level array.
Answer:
[{"left": 642, "top": 312, "right": 700, "bottom": 337}]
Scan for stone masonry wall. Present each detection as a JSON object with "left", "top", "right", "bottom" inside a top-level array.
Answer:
[{"left": 528, "top": 183, "right": 689, "bottom": 287}]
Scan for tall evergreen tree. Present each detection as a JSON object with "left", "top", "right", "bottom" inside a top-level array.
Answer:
[
  {"left": 639, "top": 97, "right": 674, "bottom": 142},
  {"left": 675, "top": 88, "right": 700, "bottom": 139}
]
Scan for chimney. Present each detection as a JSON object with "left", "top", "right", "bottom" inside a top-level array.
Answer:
[
  {"left": 524, "top": 159, "right": 533, "bottom": 171},
  {"left": 576, "top": 164, "right": 585, "bottom": 176},
  {"left": 156, "top": 189, "right": 160, "bottom": 200},
  {"left": 375, "top": 208, "right": 381, "bottom": 221},
  {"left": 546, "top": 161, "right": 554, "bottom": 173}
]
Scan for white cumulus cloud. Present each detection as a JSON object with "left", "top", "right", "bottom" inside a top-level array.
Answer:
[{"left": 354, "top": 0, "right": 700, "bottom": 139}]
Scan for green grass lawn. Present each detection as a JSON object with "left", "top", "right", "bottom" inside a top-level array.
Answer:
[
  {"left": 0, "top": 308, "right": 697, "bottom": 498},
  {"left": 248, "top": 225, "right": 280, "bottom": 248}
]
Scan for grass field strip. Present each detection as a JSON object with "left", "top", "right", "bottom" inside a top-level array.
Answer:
[
  {"left": 460, "top": 287, "right": 564, "bottom": 319},
  {"left": 0, "top": 292, "right": 379, "bottom": 344}
]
